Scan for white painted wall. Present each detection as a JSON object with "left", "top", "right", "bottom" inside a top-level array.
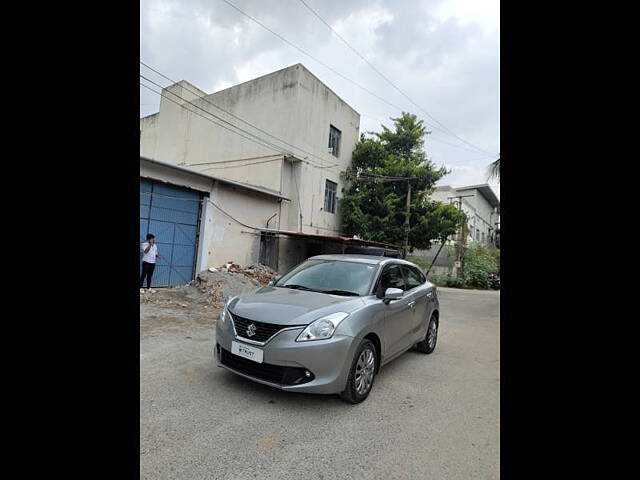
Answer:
[
  {"left": 140, "top": 158, "right": 282, "bottom": 276},
  {"left": 456, "top": 187, "right": 498, "bottom": 244},
  {"left": 140, "top": 64, "right": 360, "bottom": 236},
  {"left": 431, "top": 185, "right": 499, "bottom": 246},
  {"left": 139, "top": 158, "right": 214, "bottom": 195},
  {"left": 207, "top": 182, "right": 282, "bottom": 268}
]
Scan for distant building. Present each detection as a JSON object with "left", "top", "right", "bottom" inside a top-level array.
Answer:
[
  {"left": 139, "top": 64, "right": 396, "bottom": 286},
  {"left": 410, "top": 184, "right": 500, "bottom": 278},
  {"left": 431, "top": 184, "right": 500, "bottom": 246}
]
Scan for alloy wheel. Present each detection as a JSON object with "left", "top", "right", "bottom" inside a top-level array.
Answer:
[
  {"left": 427, "top": 321, "right": 438, "bottom": 349},
  {"left": 354, "top": 348, "right": 375, "bottom": 395}
]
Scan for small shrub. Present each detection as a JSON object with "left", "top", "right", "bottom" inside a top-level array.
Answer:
[
  {"left": 430, "top": 274, "right": 466, "bottom": 288},
  {"left": 462, "top": 243, "right": 499, "bottom": 289},
  {"left": 445, "top": 275, "right": 466, "bottom": 288},
  {"left": 422, "top": 244, "right": 500, "bottom": 290}
]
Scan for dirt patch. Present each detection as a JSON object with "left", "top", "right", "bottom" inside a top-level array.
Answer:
[
  {"left": 140, "top": 286, "right": 219, "bottom": 337},
  {"left": 139, "top": 263, "right": 277, "bottom": 337}
]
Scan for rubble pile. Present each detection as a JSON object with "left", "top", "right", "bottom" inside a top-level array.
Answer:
[
  {"left": 139, "top": 262, "right": 278, "bottom": 309},
  {"left": 191, "top": 262, "right": 278, "bottom": 307},
  {"left": 237, "top": 263, "right": 278, "bottom": 285}
]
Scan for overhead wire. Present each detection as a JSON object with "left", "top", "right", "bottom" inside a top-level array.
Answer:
[
  {"left": 140, "top": 82, "right": 284, "bottom": 154},
  {"left": 200, "top": 157, "right": 284, "bottom": 171},
  {"left": 141, "top": 78, "right": 344, "bottom": 174},
  {"left": 141, "top": 76, "right": 290, "bottom": 154},
  {"left": 141, "top": 61, "right": 340, "bottom": 170},
  {"left": 141, "top": 189, "right": 278, "bottom": 231},
  {"left": 220, "top": 0, "right": 495, "bottom": 156},
  {"left": 297, "top": 0, "right": 497, "bottom": 157},
  {"left": 141, "top": 79, "right": 347, "bottom": 176},
  {"left": 360, "top": 112, "right": 498, "bottom": 158}
]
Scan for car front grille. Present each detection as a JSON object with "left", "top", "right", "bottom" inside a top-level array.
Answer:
[
  {"left": 229, "top": 312, "right": 300, "bottom": 343},
  {"left": 219, "top": 346, "right": 314, "bottom": 386}
]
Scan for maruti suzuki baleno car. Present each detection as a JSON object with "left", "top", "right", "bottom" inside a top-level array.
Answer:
[{"left": 214, "top": 254, "right": 439, "bottom": 403}]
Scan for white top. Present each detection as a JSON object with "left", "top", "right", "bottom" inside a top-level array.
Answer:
[{"left": 141, "top": 242, "right": 158, "bottom": 263}]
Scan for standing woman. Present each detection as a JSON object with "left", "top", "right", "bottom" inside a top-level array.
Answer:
[{"left": 140, "top": 233, "right": 162, "bottom": 289}]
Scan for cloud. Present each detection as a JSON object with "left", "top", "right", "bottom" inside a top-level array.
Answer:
[
  {"left": 437, "top": 165, "right": 500, "bottom": 199},
  {"left": 140, "top": 0, "right": 499, "bottom": 188}
]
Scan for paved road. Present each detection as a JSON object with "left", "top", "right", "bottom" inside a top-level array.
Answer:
[{"left": 140, "top": 287, "right": 500, "bottom": 479}]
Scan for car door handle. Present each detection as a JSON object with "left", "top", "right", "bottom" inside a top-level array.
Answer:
[
  {"left": 426, "top": 292, "right": 433, "bottom": 298},
  {"left": 408, "top": 300, "right": 416, "bottom": 308}
]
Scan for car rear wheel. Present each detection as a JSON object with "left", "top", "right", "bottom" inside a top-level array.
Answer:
[
  {"left": 340, "top": 339, "right": 376, "bottom": 404},
  {"left": 417, "top": 316, "right": 438, "bottom": 354}
]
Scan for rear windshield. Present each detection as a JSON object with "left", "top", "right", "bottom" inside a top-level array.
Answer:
[{"left": 274, "top": 259, "right": 377, "bottom": 296}]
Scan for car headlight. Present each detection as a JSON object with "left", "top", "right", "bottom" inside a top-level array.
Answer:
[
  {"left": 296, "top": 312, "right": 349, "bottom": 342},
  {"left": 219, "top": 297, "right": 236, "bottom": 324}
]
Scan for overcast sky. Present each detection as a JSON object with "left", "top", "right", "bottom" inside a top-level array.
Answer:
[{"left": 140, "top": 0, "right": 499, "bottom": 197}]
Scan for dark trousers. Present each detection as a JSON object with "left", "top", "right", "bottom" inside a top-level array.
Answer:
[{"left": 140, "top": 261, "right": 156, "bottom": 288}]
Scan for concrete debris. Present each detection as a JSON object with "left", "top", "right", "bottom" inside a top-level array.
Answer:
[
  {"left": 138, "top": 262, "right": 278, "bottom": 309},
  {"left": 193, "top": 262, "right": 278, "bottom": 307}
]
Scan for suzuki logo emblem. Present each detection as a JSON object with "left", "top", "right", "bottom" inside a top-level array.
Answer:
[{"left": 246, "top": 323, "right": 257, "bottom": 337}]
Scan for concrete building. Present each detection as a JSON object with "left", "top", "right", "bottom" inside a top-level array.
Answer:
[
  {"left": 410, "top": 184, "right": 500, "bottom": 278},
  {"left": 140, "top": 156, "right": 289, "bottom": 286},
  {"left": 431, "top": 184, "right": 500, "bottom": 246},
  {"left": 140, "top": 64, "right": 396, "bottom": 286},
  {"left": 140, "top": 63, "right": 359, "bottom": 236}
]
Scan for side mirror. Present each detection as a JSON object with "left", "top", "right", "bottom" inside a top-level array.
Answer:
[{"left": 383, "top": 287, "right": 403, "bottom": 302}]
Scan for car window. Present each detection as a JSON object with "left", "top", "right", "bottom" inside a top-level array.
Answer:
[
  {"left": 274, "top": 259, "right": 376, "bottom": 295},
  {"left": 379, "top": 265, "right": 406, "bottom": 292},
  {"left": 403, "top": 265, "right": 425, "bottom": 290}
]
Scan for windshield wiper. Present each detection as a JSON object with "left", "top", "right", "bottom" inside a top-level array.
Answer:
[
  {"left": 280, "top": 284, "right": 316, "bottom": 292},
  {"left": 321, "top": 289, "right": 360, "bottom": 296}
]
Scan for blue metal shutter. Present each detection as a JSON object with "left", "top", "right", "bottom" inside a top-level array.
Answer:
[{"left": 139, "top": 178, "right": 202, "bottom": 287}]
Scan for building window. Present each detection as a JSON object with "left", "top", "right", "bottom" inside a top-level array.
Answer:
[
  {"left": 476, "top": 229, "right": 480, "bottom": 242},
  {"left": 324, "top": 179, "right": 337, "bottom": 214},
  {"left": 482, "top": 232, "right": 485, "bottom": 244},
  {"left": 328, "top": 125, "right": 341, "bottom": 157}
]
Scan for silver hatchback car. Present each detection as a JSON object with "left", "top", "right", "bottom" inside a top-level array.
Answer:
[{"left": 214, "top": 254, "right": 439, "bottom": 403}]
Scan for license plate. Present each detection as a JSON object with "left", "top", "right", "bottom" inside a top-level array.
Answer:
[{"left": 231, "top": 341, "right": 264, "bottom": 363}]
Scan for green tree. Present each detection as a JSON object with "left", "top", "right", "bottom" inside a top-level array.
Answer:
[
  {"left": 487, "top": 157, "right": 500, "bottom": 182},
  {"left": 340, "top": 113, "right": 466, "bottom": 251}
]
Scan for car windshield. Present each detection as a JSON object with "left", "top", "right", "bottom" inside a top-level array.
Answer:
[{"left": 274, "top": 259, "right": 377, "bottom": 296}]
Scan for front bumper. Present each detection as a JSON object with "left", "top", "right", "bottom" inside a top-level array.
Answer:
[{"left": 215, "top": 319, "right": 357, "bottom": 394}]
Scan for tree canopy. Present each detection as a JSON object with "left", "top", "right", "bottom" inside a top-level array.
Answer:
[
  {"left": 487, "top": 157, "right": 500, "bottom": 182},
  {"left": 340, "top": 113, "right": 465, "bottom": 251}
]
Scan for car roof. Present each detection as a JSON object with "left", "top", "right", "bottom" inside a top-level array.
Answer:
[{"left": 307, "top": 254, "right": 419, "bottom": 268}]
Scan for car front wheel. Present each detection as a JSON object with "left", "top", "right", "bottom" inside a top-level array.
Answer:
[
  {"left": 417, "top": 316, "right": 438, "bottom": 354},
  {"left": 340, "top": 339, "right": 377, "bottom": 404}
]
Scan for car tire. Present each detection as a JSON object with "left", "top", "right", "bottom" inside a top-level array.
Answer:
[
  {"left": 416, "top": 316, "right": 438, "bottom": 354},
  {"left": 340, "top": 339, "right": 377, "bottom": 404}
]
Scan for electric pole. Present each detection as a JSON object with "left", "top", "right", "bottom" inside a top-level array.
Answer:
[
  {"left": 403, "top": 181, "right": 412, "bottom": 258},
  {"left": 448, "top": 194, "right": 474, "bottom": 277}
]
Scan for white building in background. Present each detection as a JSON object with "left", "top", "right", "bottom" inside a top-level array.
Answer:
[
  {"left": 409, "top": 184, "right": 500, "bottom": 279},
  {"left": 140, "top": 64, "right": 390, "bottom": 285},
  {"left": 431, "top": 184, "right": 500, "bottom": 246}
]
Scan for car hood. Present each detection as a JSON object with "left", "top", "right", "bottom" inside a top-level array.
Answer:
[{"left": 228, "top": 286, "right": 365, "bottom": 326}]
